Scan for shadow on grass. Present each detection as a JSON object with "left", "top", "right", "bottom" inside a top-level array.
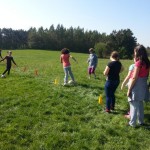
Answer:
[{"left": 77, "top": 83, "right": 104, "bottom": 91}]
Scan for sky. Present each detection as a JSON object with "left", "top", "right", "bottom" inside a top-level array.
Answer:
[{"left": 0, "top": 0, "right": 150, "bottom": 47}]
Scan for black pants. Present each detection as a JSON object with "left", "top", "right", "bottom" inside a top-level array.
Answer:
[{"left": 2, "top": 66, "right": 11, "bottom": 75}]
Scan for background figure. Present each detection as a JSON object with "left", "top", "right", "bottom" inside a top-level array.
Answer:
[
  {"left": 60, "top": 48, "right": 77, "bottom": 85},
  {"left": 103, "top": 51, "right": 123, "bottom": 113},
  {"left": 0, "top": 49, "right": 3, "bottom": 59},
  {"left": 127, "top": 45, "right": 150, "bottom": 127},
  {"left": 0, "top": 51, "right": 17, "bottom": 77},
  {"left": 87, "top": 48, "right": 98, "bottom": 79}
]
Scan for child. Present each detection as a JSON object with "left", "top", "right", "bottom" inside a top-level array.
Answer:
[
  {"left": 103, "top": 51, "right": 123, "bottom": 113},
  {"left": 0, "top": 51, "right": 17, "bottom": 77},
  {"left": 127, "top": 45, "right": 150, "bottom": 127},
  {"left": 87, "top": 48, "right": 98, "bottom": 79},
  {"left": 121, "top": 62, "right": 135, "bottom": 119},
  {"left": 60, "top": 48, "right": 77, "bottom": 85}
]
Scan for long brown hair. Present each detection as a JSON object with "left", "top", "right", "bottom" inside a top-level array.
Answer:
[{"left": 134, "top": 45, "right": 150, "bottom": 68}]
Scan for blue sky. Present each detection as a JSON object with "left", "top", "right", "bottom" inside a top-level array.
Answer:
[{"left": 0, "top": 0, "right": 150, "bottom": 47}]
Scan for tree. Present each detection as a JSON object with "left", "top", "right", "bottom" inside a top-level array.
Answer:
[
  {"left": 108, "top": 29, "right": 137, "bottom": 59},
  {"left": 94, "top": 42, "right": 108, "bottom": 58}
]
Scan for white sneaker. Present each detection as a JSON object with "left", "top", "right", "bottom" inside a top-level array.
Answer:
[
  {"left": 1, "top": 74, "right": 5, "bottom": 78},
  {"left": 63, "top": 83, "right": 67, "bottom": 86}
]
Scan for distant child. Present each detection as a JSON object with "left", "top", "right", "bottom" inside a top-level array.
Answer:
[
  {"left": 121, "top": 59, "right": 135, "bottom": 119},
  {"left": 0, "top": 49, "right": 3, "bottom": 59},
  {"left": 87, "top": 48, "right": 98, "bottom": 79},
  {"left": 60, "top": 48, "right": 77, "bottom": 85},
  {"left": 0, "top": 51, "right": 17, "bottom": 77}
]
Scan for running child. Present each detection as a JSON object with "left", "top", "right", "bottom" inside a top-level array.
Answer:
[
  {"left": 60, "top": 48, "right": 77, "bottom": 85},
  {"left": 0, "top": 51, "right": 17, "bottom": 77}
]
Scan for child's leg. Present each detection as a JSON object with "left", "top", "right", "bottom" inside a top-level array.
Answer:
[
  {"left": 2, "top": 69, "right": 8, "bottom": 75},
  {"left": 91, "top": 67, "right": 96, "bottom": 78},
  {"left": 88, "top": 67, "right": 92, "bottom": 78},
  {"left": 137, "top": 101, "right": 144, "bottom": 125},
  {"left": 7, "top": 68, "right": 11, "bottom": 75},
  {"left": 63, "top": 67, "right": 69, "bottom": 84},
  {"left": 129, "top": 101, "right": 138, "bottom": 127},
  {"left": 68, "top": 67, "right": 75, "bottom": 81}
]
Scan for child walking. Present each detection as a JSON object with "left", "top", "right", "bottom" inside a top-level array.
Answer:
[
  {"left": 0, "top": 51, "right": 17, "bottom": 77},
  {"left": 60, "top": 48, "right": 77, "bottom": 85},
  {"left": 87, "top": 48, "right": 98, "bottom": 79}
]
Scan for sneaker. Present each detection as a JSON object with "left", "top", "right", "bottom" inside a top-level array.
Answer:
[
  {"left": 139, "top": 123, "right": 146, "bottom": 126},
  {"left": 1, "top": 74, "right": 5, "bottom": 78},
  {"left": 63, "top": 83, "right": 67, "bottom": 86},
  {"left": 105, "top": 109, "right": 111, "bottom": 113}
]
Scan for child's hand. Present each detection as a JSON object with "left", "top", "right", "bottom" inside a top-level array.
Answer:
[{"left": 121, "top": 84, "right": 124, "bottom": 90}]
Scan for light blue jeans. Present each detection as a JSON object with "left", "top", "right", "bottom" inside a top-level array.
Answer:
[
  {"left": 63, "top": 66, "right": 74, "bottom": 83},
  {"left": 129, "top": 101, "right": 144, "bottom": 127}
]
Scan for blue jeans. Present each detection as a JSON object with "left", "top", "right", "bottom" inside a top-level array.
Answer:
[
  {"left": 63, "top": 66, "right": 74, "bottom": 83},
  {"left": 105, "top": 80, "right": 120, "bottom": 110}
]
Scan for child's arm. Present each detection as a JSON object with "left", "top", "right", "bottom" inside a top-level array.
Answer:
[
  {"left": 0, "top": 56, "right": 6, "bottom": 62},
  {"left": 120, "top": 65, "right": 124, "bottom": 73},
  {"left": 121, "top": 74, "right": 130, "bottom": 90},
  {"left": 127, "top": 66, "right": 139, "bottom": 97},
  {"left": 70, "top": 55, "right": 78, "bottom": 63},
  {"left": 103, "top": 66, "right": 109, "bottom": 76},
  {"left": 60, "top": 56, "right": 62, "bottom": 63},
  {"left": 12, "top": 58, "right": 17, "bottom": 66}
]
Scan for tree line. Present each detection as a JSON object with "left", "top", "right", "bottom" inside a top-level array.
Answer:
[{"left": 0, "top": 24, "right": 149, "bottom": 58}]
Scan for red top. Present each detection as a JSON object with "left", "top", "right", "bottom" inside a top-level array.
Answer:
[
  {"left": 135, "top": 60, "right": 149, "bottom": 77},
  {"left": 61, "top": 54, "right": 70, "bottom": 67}
]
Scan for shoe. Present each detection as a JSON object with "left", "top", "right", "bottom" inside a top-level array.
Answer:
[
  {"left": 1, "top": 74, "right": 5, "bottom": 78},
  {"left": 124, "top": 114, "right": 130, "bottom": 119},
  {"left": 105, "top": 109, "right": 111, "bottom": 113},
  {"left": 139, "top": 123, "right": 146, "bottom": 126},
  {"left": 63, "top": 83, "right": 67, "bottom": 86}
]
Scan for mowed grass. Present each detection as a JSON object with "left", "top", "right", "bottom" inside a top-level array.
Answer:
[{"left": 0, "top": 50, "right": 150, "bottom": 150}]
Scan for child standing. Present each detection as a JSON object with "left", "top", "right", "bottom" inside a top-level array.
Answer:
[
  {"left": 121, "top": 61, "right": 135, "bottom": 119},
  {"left": 0, "top": 51, "right": 17, "bottom": 77},
  {"left": 127, "top": 45, "right": 150, "bottom": 127},
  {"left": 87, "top": 48, "right": 98, "bottom": 79},
  {"left": 60, "top": 48, "right": 77, "bottom": 85},
  {"left": 103, "top": 51, "right": 124, "bottom": 113}
]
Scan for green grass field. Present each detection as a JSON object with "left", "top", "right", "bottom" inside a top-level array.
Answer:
[{"left": 0, "top": 50, "right": 150, "bottom": 150}]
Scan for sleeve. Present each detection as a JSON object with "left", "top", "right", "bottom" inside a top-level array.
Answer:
[
  {"left": 11, "top": 57, "right": 17, "bottom": 65},
  {"left": 107, "top": 62, "right": 111, "bottom": 68},
  {"left": 129, "top": 64, "right": 134, "bottom": 71}
]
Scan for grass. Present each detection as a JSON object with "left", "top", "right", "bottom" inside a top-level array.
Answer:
[{"left": 0, "top": 50, "right": 150, "bottom": 150}]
